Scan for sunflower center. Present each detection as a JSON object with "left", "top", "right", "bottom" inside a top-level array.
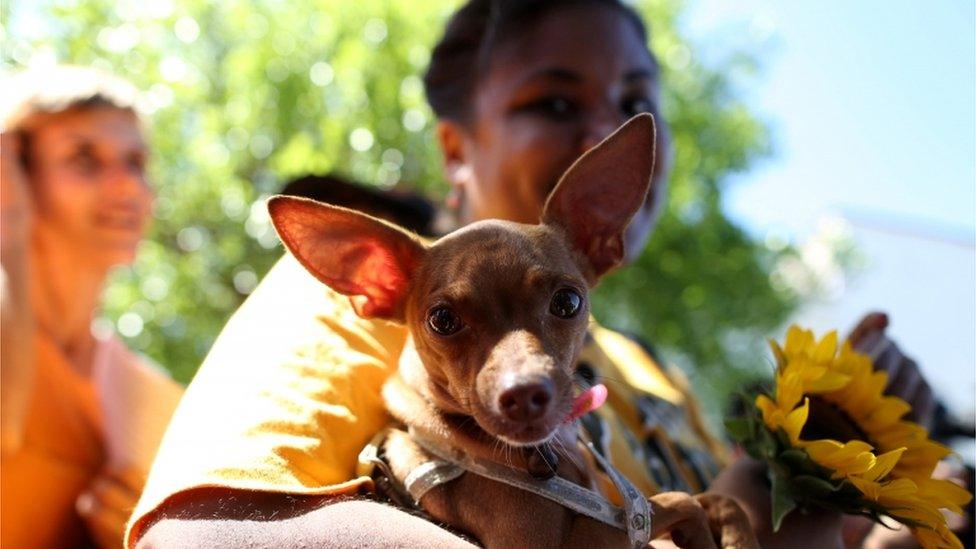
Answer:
[{"left": 800, "top": 396, "right": 871, "bottom": 443}]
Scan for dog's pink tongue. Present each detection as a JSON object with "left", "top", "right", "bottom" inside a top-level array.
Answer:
[{"left": 566, "top": 384, "right": 608, "bottom": 423}]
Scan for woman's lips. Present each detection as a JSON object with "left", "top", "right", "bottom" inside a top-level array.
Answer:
[{"left": 94, "top": 209, "right": 143, "bottom": 231}]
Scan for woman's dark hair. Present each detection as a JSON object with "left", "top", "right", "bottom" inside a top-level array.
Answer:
[
  {"left": 423, "top": 0, "right": 653, "bottom": 124},
  {"left": 281, "top": 174, "right": 437, "bottom": 236}
]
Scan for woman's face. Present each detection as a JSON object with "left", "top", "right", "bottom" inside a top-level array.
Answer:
[
  {"left": 27, "top": 106, "right": 152, "bottom": 268},
  {"left": 438, "top": 4, "right": 670, "bottom": 261}
]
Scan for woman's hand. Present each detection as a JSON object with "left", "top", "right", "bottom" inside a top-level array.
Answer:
[
  {"left": 1, "top": 131, "right": 32, "bottom": 254},
  {"left": 77, "top": 466, "right": 144, "bottom": 548},
  {"left": 1, "top": 130, "right": 35, "bottom": 455},
  {"left": 848, "top": 312, "right": 936, "bottom": 429},
  {"left": 708, "top": 457, "right": 845, "bottom": 549}
]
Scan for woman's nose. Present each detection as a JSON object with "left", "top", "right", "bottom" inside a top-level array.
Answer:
[
  {"left": 104, "top": 163, "right": 148, "bottom": 197},
  {"left": 578, "top": 108, "right": 625, "bottom": 154}
]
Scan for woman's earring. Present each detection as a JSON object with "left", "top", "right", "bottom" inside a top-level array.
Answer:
[
  {"left": 446, "top": 165, "right": 472, "bottom": 213},
  {"left": 446, "top": 186, "right": 463, "bottom": 212}
]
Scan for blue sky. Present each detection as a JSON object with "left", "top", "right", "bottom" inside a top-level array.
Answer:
[
  {"left": 683, "top": 0, "right": 975, "bottom": 243},
  {"left": 679, "top": 2, "right": 975, "bottom": 432}
]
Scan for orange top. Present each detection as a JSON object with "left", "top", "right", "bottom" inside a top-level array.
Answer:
[
  {"left": 2, "top": 333, "right": 104, "bottom": 547},
  {"left": 1, "top": 331, "right": 182, "bottom": 548}
]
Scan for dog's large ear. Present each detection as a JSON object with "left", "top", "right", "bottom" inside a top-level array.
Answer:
[
  {"left": 268, "top": 195, "right": 426, "bottom": 321},
  {"left": 541, "top": 113, "right": 656, "bottom": 283}
]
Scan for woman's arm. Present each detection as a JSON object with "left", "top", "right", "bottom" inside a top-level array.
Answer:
[
  {"left": 136, "top": 490, "right": 476, "bottom": 549},
  {"left": 125, "top": 256, "right": 421, "bottom": 546},
  {"left": 1, "top": 131, "right": 35, "bottom": 455}
]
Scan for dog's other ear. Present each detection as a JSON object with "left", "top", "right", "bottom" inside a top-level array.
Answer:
[
  {"left": 268, "top": 195, "right": 426, "bottom": 321},
  {"left": 542, "top": 113, "right": 656, "bottom": 283}
]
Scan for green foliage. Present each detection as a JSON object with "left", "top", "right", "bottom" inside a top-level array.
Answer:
[
  {"left": 769, "top": 470, "right": 798, "bottom": 532},
  {"left": 593, "top": 5, "right": 797, "bottom": 410},
  {"left": 3, "top": 1, "right": 799, "bottom": 413}
]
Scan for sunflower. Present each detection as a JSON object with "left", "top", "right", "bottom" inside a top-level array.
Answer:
[{"left": 729, "top": 326, "right": 972, "bottom": 549}]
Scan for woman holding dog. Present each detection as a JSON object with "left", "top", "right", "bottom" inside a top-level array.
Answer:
[
  {"left": 0, "top": 66, "right": 183, "bottom": 548},
  {"left": 128, "top": 1, "right": 936, "bottom": 547}
]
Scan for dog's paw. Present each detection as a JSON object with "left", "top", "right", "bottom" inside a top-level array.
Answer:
[{"left": 693, "top": 493, "right": 759, "bottom": 549}]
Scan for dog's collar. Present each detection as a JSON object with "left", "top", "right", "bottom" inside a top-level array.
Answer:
[{"left": 361, "top": 426, "right": 651, "bottom": 549}]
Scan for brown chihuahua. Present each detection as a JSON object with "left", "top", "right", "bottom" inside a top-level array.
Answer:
[{"left": 268, "top": 114, "right": 757, "bottom": 548}]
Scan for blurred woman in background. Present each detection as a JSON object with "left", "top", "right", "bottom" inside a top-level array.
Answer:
[{"left": 0, "top": 65, "right": 182, "bottom": 548}]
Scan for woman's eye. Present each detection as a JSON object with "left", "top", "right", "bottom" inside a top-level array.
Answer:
[
  {"left": 524, "top": 96, "right": 578, "bottom": 119},
  {"left": 128, "top": 153, "right": 146, "bottom": 173},
  {"left": 544, "top": 97, "right": 573, "bottom": 115},
  {"left": 427, "top": 306, "right": 464, "bottom": 336},
  {"left": 549, "top": 288, "right": 583, "bottom": 319},
  {"left": 622, "top": 96, "right": 655, "bottom": 117},
  {"left": 69, "top": 149, "right": 98, "bottom": 173}
]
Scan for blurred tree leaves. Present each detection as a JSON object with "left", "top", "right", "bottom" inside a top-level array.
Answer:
[{"left": 2, "top": 0, "right": 799, "bottom": 414}]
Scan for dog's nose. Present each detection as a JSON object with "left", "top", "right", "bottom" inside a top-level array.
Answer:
[{"left": 498, "top": 379, "right": 554, "bottom": 422}]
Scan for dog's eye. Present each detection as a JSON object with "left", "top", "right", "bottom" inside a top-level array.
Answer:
[
  {"left": 427, "top": 306, "right": 463, "bottom": 336},
  {"left": 549, "top": 288, "right": 582, "bottom": 319}
]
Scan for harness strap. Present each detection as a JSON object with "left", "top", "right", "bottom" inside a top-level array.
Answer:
[
  {"left": 358, "top": 428, "right": 422, "bottom": 511},
  {"left": 403, "top": 458, "right": 465, "bottom": 502},
  {"left": 585, "top": 439, "right": 653, "bottom": 548},
  {"left": 408, "top": 427, "right": 652, "bottom": 549}
]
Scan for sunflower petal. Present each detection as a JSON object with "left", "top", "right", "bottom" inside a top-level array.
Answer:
[
  {"left": 912, "top": 526, "right": 963, "bottom": 549},
  {"left": 862, "top": 397, "right": 912, "bottom": 431},
  {"left": 873, "top": 421, "right": 928, "bottom": 449},
  {"left": 813, "top": 331, "right": 838, "bottom": 363},
  {"left": 777, "top": 373, "right": 805, "bottom": 411},
  {"left": 894, "top": 441, "right": 953, "bottom": 478},
  {"left": 887, "top": 502, "right": 944, "bottom": 531},
  {"left": 848, "top": 476, "right": 882, "bottom": 500},
  {"left": 876, "top": 478, "right": 920, "bottom": 502},
  {"left": 936, "top": 525, "right": 965, "bottom": 549},
  {"left": 910, "top": 527, "right": 941, "bottom": 549},
  {"left": 782, "top": 398, "right": 810, "bottom": 444},
  {"left": 785, "top": 325, "right": 813, "bottom": 355},
  {"left": 804, "top": 439, "right": 876, "bottom": 477},
  {"left": 863, "top": 447, "right": 907, "bottom": 482},
  {"left": 769, "top": 339, "right": 787, "bottom": 368},
  {"left": 916, "top": 478, "right": 974, "bottom": 515},
  {"left": 806, "top": 371, "right": 852, "bottom": 393},
  {"left": 756, "top": 395, "right": 781, "bottom": 427}
]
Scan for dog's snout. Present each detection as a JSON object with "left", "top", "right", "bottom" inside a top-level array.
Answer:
[{"left": 498, "top": 379, "right": 554, "bottom": 422}]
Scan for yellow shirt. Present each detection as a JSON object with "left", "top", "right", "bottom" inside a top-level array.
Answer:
[{"left": 126, "top": 255, "right": 726, "bottom": 546}]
